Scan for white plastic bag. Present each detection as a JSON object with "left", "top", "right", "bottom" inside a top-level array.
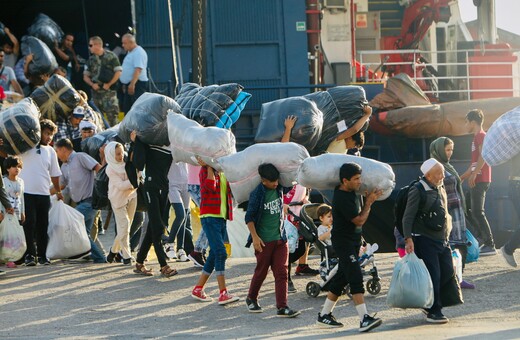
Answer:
[
  {"left": 283, "top": 220, "right": 299, "bottom": 253},
  {"left": 168, "top": 111, "right": 236, "bottom": 170},
  {"left": 218, "top": 142, "right": 310, "bottom": 204},
  {"left": 452, "top": 249, "right": 463, "bottom": 283},
  {"left": 0, "top": 214, "right": 27, "bottom": 262},
  {"left": 298, "top": 153, "right": 395, "bottom": 200},
  {"left": 46, "top": 200, "right": 91, "bottom": 259},
  {"left": 387, "top": 253, "right": 434, "bottom": 309}
]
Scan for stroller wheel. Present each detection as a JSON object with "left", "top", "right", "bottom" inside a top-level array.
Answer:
[
  {"left": 306, "top": 281, "right": 321, "bottom": 297},
  {"left": 366, "top": 279, "right": 381, "bottom": 295}
]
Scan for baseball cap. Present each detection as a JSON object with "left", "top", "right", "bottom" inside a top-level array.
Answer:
[{"left": 72, "top": 106, "right": 85, "bottom": 118}]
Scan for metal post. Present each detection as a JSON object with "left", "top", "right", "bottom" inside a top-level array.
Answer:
[
  {"left": 192, "top": 0, "right": 207, "bottom": 85},
  {"left": 167, "top": 0, "right": 179, "bottom": 95}
]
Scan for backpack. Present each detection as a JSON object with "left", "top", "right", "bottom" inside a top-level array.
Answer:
[
  {"left": 92, "top": 164, "right": 110, "bottom": 210},
  {"left": 394, "top": 179, "right": 426, "bottom": 236}
]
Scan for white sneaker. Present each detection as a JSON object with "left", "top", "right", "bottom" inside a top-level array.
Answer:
[
  {"left": 165, "top": 243, "right": 177, "bottom": 259},
  {"left": 177, "top": 249, "right": 189, "bottom": 262}
]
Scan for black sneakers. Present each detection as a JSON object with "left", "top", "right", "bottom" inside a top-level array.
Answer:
[
  {"left": 426, "top": 312, "right": 449, "bottom": 324},
  {"left": 38, "top": 257, "right": 51, "bottom": 265},
  {"left": 359, "top": 314, "right": 382, "bottom": 332},
  {"left": 276, "top": 307, "right": 301, "bottom": 318},
  {"left": 246, "top": 297, "right": 263, "bottom": 313},
  {"left": 25, "top": 254, "right": 36, "bottom": 266},
  {"left": 316, "top": 313, "right": 344, "bottom": 328},
  {"left": 295, "top": 264, "right": 319, "bottom": 276},
  {"left": 288, "top": 280, "right": 297, "bottom": 293}
]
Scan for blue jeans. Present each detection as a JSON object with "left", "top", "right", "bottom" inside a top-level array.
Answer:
[
  {"left": 167, "top": 204, "right": 194, "bottom": 253},
  {"left": 76, "top": 199, "right": 106, "bottom": 263},
  {"left": 201, "top": 217, "right": 228, "bottom": 276}
]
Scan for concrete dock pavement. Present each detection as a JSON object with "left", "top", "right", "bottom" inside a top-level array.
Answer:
[{"left": 1, "top": 229, "right": 520, "bottom": 339}]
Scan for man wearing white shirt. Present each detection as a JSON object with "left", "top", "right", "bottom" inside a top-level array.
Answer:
[
  {"left": 120, "top": 33, "right": 148, "bottom": 114},
  {"left": 19, "top": 120, "right": 63, "bottom": 266}
]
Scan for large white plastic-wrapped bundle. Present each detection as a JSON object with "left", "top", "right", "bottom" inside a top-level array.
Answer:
[
  {"left": 46, "top": 200, "right": 91, "bottom": 259},
  {"left": 218, "top": 142, "right": 310, "bottom": 203},
  {"left": 297, "top": 153, "right": 395, "bottom": 200},
  {"left": 167, "top": 111, "right": 236, "bottom": 170},
  {"left": 482, "top": 106, "right": 520, "bottom": 166}
]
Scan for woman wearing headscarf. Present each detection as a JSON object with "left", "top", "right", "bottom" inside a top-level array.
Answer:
[
  {"left": 430, "top": 137, "right": 475, "bottom": 289},
  {"left": 105, "top": 141, "right": 137, "bottom": 264}
]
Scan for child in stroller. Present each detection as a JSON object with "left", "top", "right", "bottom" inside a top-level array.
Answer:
[{"left": 288, "top": 203, "right": 381, "bottom": 297}]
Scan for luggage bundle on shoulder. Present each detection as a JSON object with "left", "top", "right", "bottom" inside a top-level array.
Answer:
[
  {"left": 0, "top": 98, "right": 41, "bottom": 155},
  {"left": 255, "top": 86, "right": 368, "bottom": 155},
  {"left": 30, "top": 74, "right": 81, "bottom": 122},
  {"left": 175, "top": 82, "right": 251, "bottom": 128},
  {"left": 21, "top": 36, "right": 58, "bottom": 77},
  {"left": 167, "top": 111, "right": 236, "bottom": 170},
  {"left": 118, "top": 92, "right": 181, "bottom": 146}
]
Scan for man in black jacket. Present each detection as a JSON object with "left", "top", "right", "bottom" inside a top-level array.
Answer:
[{"left": 403, "top": 158, "right": 455, "bottom": 324}]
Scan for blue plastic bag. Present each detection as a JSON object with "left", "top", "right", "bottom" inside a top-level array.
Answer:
[
  {"left": 466, "top": 229, "right": 479, "bottom": 263},
  {"left": 387, "top": 253, "right": 434, "bottom": 309},
  {"left": 283, "top": 220, "right": 299, "bottom": 253}
]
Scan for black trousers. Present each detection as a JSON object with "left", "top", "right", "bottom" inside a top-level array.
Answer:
[
  {"left": 328, "top": 239, "right": 364, "bottom": 296},
  {"left": 122, "top": 80, "right": 148, "bottom": 114},
  {"left": 414, "top": 235, "right": 454, "bottom": 314},
  {"left": 23, "top": 194, "right": 51, "bottom": 258},
  {"left": 136, "top": 188, "right": 169, "bottom": 267},
  {"left": 288, "top": 238, "right": 307, "bottom": 281},
  {"left": 467, "top": 182, "right": 494, "bottom": 247}
]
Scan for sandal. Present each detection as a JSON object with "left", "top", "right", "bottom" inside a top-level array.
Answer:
[
  {"left": 133, "top": 263, "right": 153, "bottom": 276},
  {"left": 160, "top": 265, "right": 178, "bottom": 278}
]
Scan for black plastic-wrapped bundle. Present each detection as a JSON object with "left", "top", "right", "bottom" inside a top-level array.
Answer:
[
  {"left": 81, "top": 128, "right": 119, "bottom": 161},
  {"left": 27, "top": 14, "right": 64, "bottom": 50},
  {"left": 118, "top": 92, "right": 181, "bottom": 145},
  {"left": 30, "top": 74, "right": 81, "bottom": 122},
  {"left": 21, "top": 36, "right": 58, "bottom": 76},
  {"left": 0, "top": 98, "right": 41, "bottom": 155},
  {"left": 311, "top": 86, "right": 368, "bottom": 155},
  {"left": 175, "top": 82, "right": 243, "bottom": 126},
  {"left": 254, "top": 97, "right": 323, "bottom": 150},
  {"left": 92, "top": 164, "right": 110, "bottom": 210}
]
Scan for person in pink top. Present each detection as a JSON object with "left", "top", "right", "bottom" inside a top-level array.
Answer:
[
  {"left": 105, "top": 142, "right": 138, "bottom": 265},
  {"left": 461, "top": 109, "right": 495, "bottom": 256}
]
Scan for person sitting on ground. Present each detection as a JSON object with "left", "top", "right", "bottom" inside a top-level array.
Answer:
[{"left": 245, "top": 163, "right": 300, "bottom": 318}]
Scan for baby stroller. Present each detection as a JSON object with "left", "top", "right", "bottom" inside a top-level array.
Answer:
[{"left": 288, "top": 203, "right": 381, "bottom": 298}]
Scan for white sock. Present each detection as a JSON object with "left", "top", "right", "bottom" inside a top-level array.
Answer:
[
  {"left": 320, "top": 298, "right": 337, "bottom": 316},
  {"left": 355, "top": 303, "right": 368, "bottom": 321}
]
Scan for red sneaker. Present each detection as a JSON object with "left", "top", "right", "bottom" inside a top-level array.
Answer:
[
  {"left": 192, "top": 288, "right": 213, "bottom": 302},
  {"left": 218, "top": 290, "right": 240, "bottom": 305}
]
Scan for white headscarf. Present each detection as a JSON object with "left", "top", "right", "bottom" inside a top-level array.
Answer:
[{"left": 105, "top": 141, "right": 126, "bottom": 174}]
